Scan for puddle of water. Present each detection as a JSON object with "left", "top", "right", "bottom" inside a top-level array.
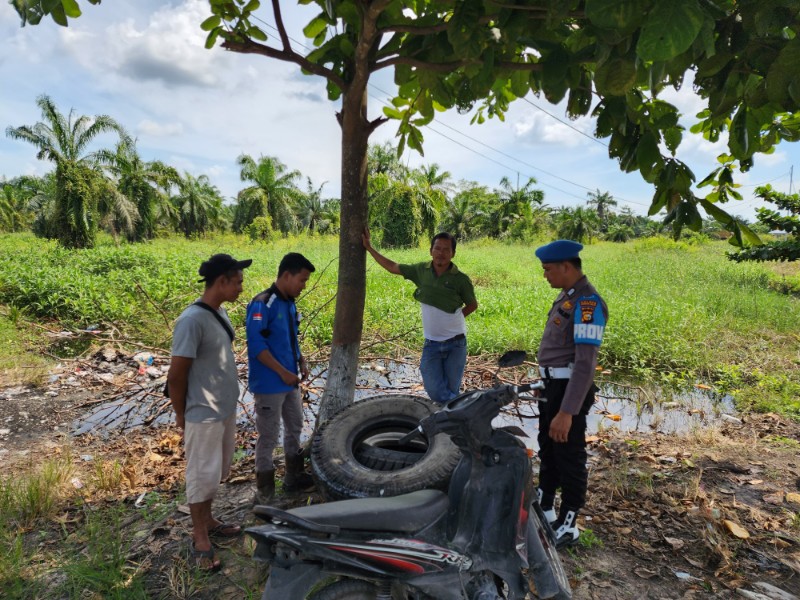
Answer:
[{"left": 72, "top": 360, "right": 737, "bottom": 443}]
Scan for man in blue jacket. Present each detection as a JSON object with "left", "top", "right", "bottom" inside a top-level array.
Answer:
[{"left": 246, "top": 252, "right": 316, "bottom": 503}]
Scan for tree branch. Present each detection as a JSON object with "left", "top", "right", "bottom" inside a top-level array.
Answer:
[
  {"left": 271, "top": 0, "right": 292, "bottom": 51},
  {"left": 378, "top": 15, "right": 493, "bottom": 35},
  {"left": 367, "top": 116, "right": 389, "bottom": 134},
  {"left": 372, "top": 55, "right": 543, "bottom": 73},
  {"left": 221, "top": 38, "right": 347, "bottom": 91},
  {"left": 486, "top": 0, "right": 584, "bottom": 17}
]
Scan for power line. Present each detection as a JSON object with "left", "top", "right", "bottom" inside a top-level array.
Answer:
[
  {"left": 521, "top": 97, "right": 608, "bottom": 148},
  {"left": 248, "top": 14, "right": 773, "bottom": 213},
  {"left": 249, "top": 14, "right": 642, "bottom": 206}
]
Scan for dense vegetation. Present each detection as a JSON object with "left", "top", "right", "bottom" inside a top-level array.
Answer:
[
  {"left": 1, "top": 232, "right": 797, "bottom": 416},
  {"left": 5, "top": 98, "right": 761, "bottom": 252}
]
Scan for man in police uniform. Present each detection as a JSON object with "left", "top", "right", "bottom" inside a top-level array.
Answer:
[{"left": 534, "top": 239, "right": 608, "bottom": 547}]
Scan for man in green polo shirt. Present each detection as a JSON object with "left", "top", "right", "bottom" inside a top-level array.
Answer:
[{"left": 363, "top": 228, "right": 478, "bottom": 403}]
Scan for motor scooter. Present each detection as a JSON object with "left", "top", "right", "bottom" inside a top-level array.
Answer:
[{"left": 247, "top": 351, "right": 572, "bottom": 599}]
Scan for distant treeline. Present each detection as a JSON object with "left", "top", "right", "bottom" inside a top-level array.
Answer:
[{"left": 2, "top": 95, "right": 765, "bottom": 249}]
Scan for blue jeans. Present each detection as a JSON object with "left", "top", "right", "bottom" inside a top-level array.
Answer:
[{"left": 420, "top": 336, "right": 468, "bottom": 404}]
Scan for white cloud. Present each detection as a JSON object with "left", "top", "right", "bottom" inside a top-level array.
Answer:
[
  {"left": 61, "top": 0, "right": 228, "bottom": 88},
  {"left": 512, "top": 108, "right": 594, "bottom": 148},
  {"left": 137, "top": 119, "right": 184, "bottom": 137}
]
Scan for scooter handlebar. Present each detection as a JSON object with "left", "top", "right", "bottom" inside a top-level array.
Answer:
[
  {"left": 405, "top": 381, "right": 547, "bottom": 443},
  {"left": 397, "top": 425, "right": 423, "bottom": 445}
]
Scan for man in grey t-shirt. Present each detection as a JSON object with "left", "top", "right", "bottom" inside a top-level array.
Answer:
[{"left": 167, "top": 253, "right": 251, "bottom": 572}]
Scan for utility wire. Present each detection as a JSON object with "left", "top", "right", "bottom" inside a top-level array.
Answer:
[
  {"left": 246, "top": 14, "right": 772, "bottom": 213},
  {"left": 521, "top": 97, "right": 608, "bottom": 148},
  {"left": 249, "top": 14, "right": 646, "bottom": 207}
]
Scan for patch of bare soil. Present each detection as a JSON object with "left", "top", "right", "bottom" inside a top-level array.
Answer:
[{"left": 2, "top": 350, "right": 799, "bottom": 599}]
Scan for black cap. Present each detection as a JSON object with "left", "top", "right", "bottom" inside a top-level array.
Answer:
[{"left": 198, "top": 253, "right": 253, "bottom": 283}]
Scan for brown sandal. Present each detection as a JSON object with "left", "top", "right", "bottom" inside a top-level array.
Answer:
[
  {"left": 189, "top": 541, "right": 221, "bottom": 572},
  {"left": 209, "top": 522, "right": 242, "bottom": 538}
]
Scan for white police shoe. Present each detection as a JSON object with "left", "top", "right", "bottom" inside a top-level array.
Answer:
[
  {"left": 553, "top": 509, "right": 580, "bottom": 548},
  {"left": 536, "top": 489, "right": 557, "bottom": 523}
]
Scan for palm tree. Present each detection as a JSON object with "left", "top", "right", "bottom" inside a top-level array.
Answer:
[
  {"left": 554, "top": 206, "right": 601, "bottom": 243},
  {"left": 171, "top": 172, "right": 225, "bottom": 238},
  {"left": 587, "top": 189, "right": 618, "bottom": 222},
  {"left": 295, "top": 178, "right": 331, "bottom": 233},
  {"left": 0, "top": 178, "right": 36, "bottom": 232},
  {"left": 96, "top": 139, "right": 179, "bottom": 241},
  {"left": 436, "top": 181, "right": 490, "bottom": 239},
  {"left": 233, "top": 154, "right": 302, "bottom": 234},
  {"left": 493, "top": 176, "right": 544, "bottom": 237},
  {"left": 605, "top": 223, "right": 634, "bottom": 242},
  {"left": 367, "top": 142, "right": 406, "bottom": 178},
  {"left": 410, "top": 163, "right": 452, "bottom": 238},
  {"left": 5, "top": 95, "right": 127, "bottom": 248}
]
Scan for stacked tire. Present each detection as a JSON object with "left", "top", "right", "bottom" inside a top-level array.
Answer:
[{"left": 311, "top": 395, "right": 460, "bottom": 500}]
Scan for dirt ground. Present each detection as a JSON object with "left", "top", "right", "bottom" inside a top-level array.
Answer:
[{"left": 2, "top": 351, "right": 799, "bottom": 600}]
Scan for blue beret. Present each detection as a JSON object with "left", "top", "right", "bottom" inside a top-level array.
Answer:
[{"left": 535, "top": 240, "right": 583, "bottom": 263}]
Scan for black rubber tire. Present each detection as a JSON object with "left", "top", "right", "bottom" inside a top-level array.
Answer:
[
  {"left": 308, "top": 579, "right": 377, "bottom": 600},
  {"left": 527, "top": 506, "right": 572, "bottom": 599},
  {"left": 311, "top": 395, "right": 460, "bottom": 500}
]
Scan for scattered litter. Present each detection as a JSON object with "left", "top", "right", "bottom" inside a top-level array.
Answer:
[{"left": 673, "top": 570, "right": 702, "bottom": 582}]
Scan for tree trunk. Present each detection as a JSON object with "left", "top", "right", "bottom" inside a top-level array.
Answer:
[{"left": 318, "top": 86, "right": 371, "bottom": 424}]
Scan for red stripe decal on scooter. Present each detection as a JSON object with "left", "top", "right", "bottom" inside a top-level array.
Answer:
[{"left": 327, "top": 546, "right": 427, "bottom": 574}]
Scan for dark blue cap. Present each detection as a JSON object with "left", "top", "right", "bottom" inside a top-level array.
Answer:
[{"left": 535, "top": 240, "right": 583, "bottom": 263}]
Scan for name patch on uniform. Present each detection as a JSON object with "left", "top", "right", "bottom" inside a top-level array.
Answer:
[{"left": 573, "top": 294, "right": 605, "bottom": 346}]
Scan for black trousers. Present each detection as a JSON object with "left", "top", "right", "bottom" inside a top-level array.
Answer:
[{"left": 537, "top": 379, "right": 596, "bottom": 512}]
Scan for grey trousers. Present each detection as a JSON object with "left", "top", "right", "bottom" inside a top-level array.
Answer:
[{"left": 254, "top": 389, "right": 304, "bottom": 471}]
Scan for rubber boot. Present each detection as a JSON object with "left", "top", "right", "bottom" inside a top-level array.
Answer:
[
  {"left": 253, "top": 469, "right": 275, "bottom": 505},
  {"left": 537, "top": 488, "right": 557, "bottom": 524},
  {"left": 283, "top": 452, "right": 314, "bottom": 492},
  {"left": 553, "top": 506, "right": 580, "bottom": 548}
]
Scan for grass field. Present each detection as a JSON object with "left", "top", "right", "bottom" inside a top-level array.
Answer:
[{"left": 0, "top": 232, "right": 798, "bottom": 414}]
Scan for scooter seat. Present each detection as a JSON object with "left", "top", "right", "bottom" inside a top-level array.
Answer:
[{"left": 287, "top": 489, "right": 449, "bottom": 533}]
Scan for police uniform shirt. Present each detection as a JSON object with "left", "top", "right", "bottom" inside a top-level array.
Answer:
[{"left": 537, "top": 275, "right": 608, "bottom": 415}]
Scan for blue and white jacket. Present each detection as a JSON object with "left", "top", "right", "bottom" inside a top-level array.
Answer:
[{"left": 246, "top": 284, "right": 301, "bottom": 394}]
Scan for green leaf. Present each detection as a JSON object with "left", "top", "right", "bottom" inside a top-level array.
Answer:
[
  {"left": 678, "top": 201, "right": 703, "bottom": 232},
  {"left": 303, "top": 15, "right": 329, "bottom": 40},
  {"left": 766, "top": 38, "right": 800, "bottom": 109},
  {"left": 585, "top": 0, "right": 649, "bottom": 31},
  {"left": 204, "top": 28, "right": 221, "bottom": 49},
  {"left": 248, "top": 26, "right": 267, "bottom": 41},
  {"left": 636, "top": 131, "right": 662, "bottom": 179},
  {"left": 637, "top": 0, "right": 705, "bottom": 61},
  {"left": 61, "top": 0, "right": 81, "bottom": 18},
  {"left": 50, "top": 3, "right": 68, "bottom": 26},
  {"left": 698, "top": 197, "right": 733, "bottom": 224},
  {"left": 510, "top": 69, "right": 530, "bottom": 98},
  {"left": 729, "top": 105, "right": 759, "bottom": 160},
  {"left": 663, "top": 126, "right": 682, "bottom": 154},
  {"left": 382, "top": 107, "right": 404, "bottom": 120},
  {"left": 737, "top": 220, "right": 762, "bottom": 246},
  {"left": 42, "top": 0, "right": 61, "bottom": 13},
  {"left": 594, "top": 56, "right": 636, "bottom": 96},
  {"left": 697, "top": 167, "right": 721, "bottom": 188},
  {"left": 243, "top": 0, "right": 261, "bottom": 13},
  {"left": 200, "top": 15, "right": 222, "bottom": 31}
]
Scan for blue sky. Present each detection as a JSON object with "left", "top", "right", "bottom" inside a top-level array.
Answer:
[{"left": 1, "top": 0, "right": 798, "bottom": 221}]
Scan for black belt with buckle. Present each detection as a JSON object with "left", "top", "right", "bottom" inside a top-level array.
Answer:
[{"left": 426, "top": 333, "right": 466, "bottom": 343}]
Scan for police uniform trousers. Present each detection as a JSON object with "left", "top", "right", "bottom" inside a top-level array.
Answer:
[{"left": 537, "top": 379, "right": 596, "bottom": 511}]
